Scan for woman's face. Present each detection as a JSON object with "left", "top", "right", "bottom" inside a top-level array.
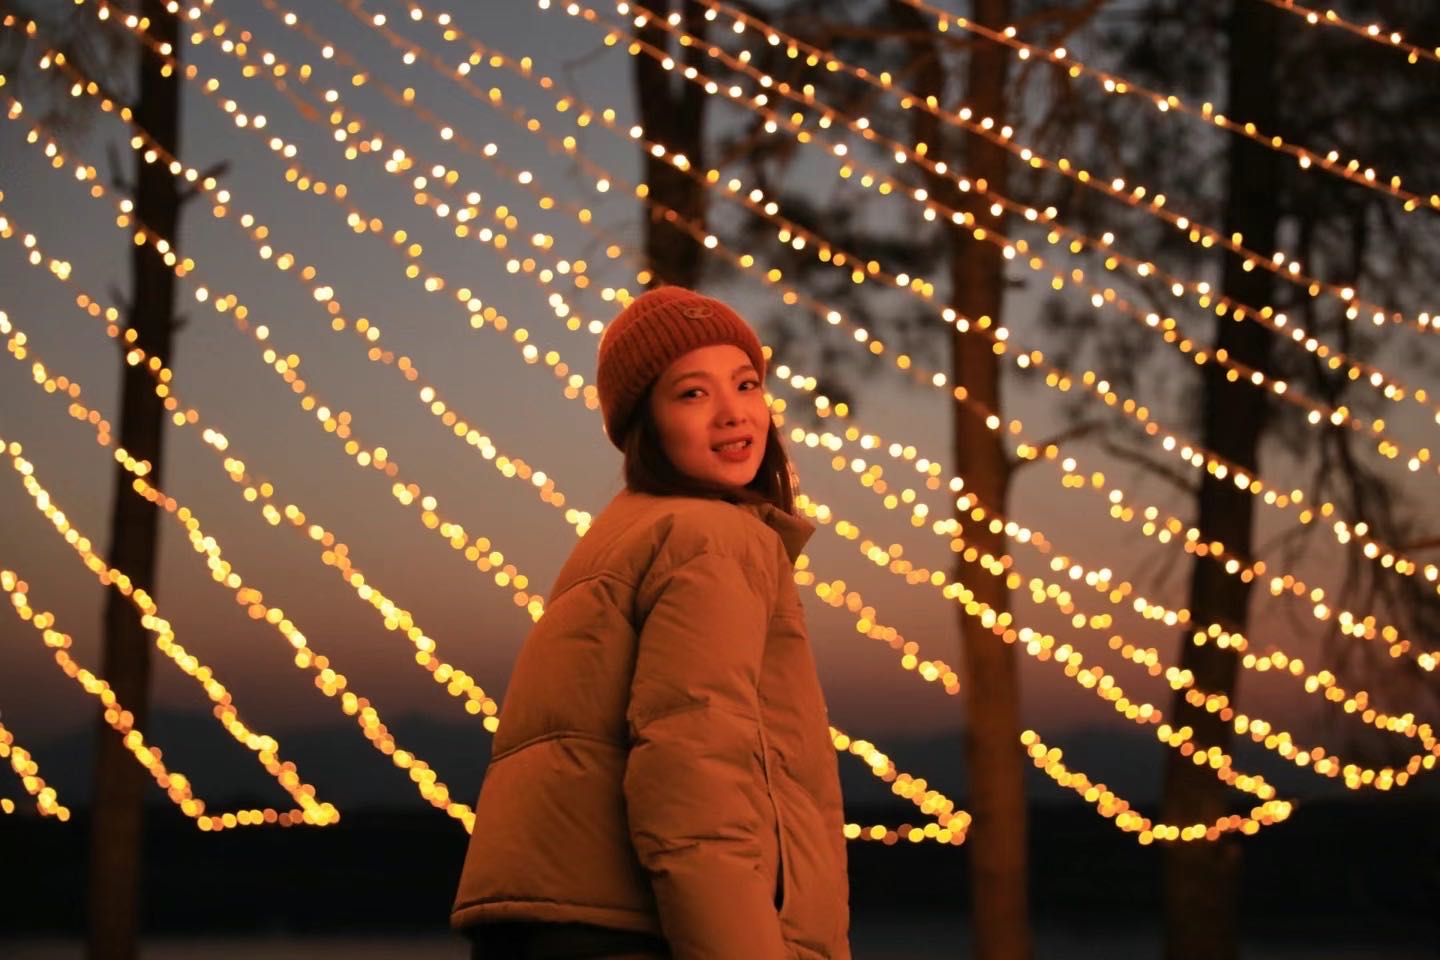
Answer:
[{"left": 648, "top": 343, "right": 769, "bottom": 489}]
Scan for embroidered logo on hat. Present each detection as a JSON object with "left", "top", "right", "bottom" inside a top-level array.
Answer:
[{"left": 680, "top": 303, "right": 714, "bottom": 319}]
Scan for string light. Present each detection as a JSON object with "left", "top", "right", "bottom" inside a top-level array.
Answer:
[
  {"left": 95, "top": 11, "right": 1267, "bottom": 857},
  {"left": 38, "top": 6, "right": 966, "bottom": 716},
  {"left": 796, "top": 476, "right": 1439, "bottom": 794},
  {"left": 1022, "top": 729, "right": 1295, "bottom": 844},
  {"left": 256, "top": 0, "right": 1192, "bottom": 506},
  {"left": 14, "top": 1, "right": 1416, "bottom": 857},
  {"left": 295, "top": 5, "right": 1215, "bottom": 682},
  {"left": 773, "top": 408, "right": 1440, "bottom": 771},
  {"left": 574, "top": 0, "right": 1440, "bottom": 476},
  {"left": 802, "top": 559, "right": 960, "bottom": 695},
  {"left": 8, "top": 16, "right": 967, "bottom": 846},
  {"left": 177, "top": 0, "right": 965, "bottom": 711},
  {"left": 1258, "top": 0, "right": 1440, "bottom": 67},
  {"left": 22, "top": 44, "right": 594, "bottom": 543},
  {"left": 0, "top": 313, "right": 474, "bottom": 830},
  {"left": 611, "top": 174, "right": 1440, "bottom": 616},
  {"left": 637, "top": 0, "right": 1440, "bottom": 392},
  {"left": 225, "top": 0, "right": 1440, "bottom": 679},
  {"left": 42, "top": 0, "right": 1428, "bottom": 823},
  {"left": 227, "top": 7, "right": 1296, "bottom": 719},
  {"left": 46, "top": 48, "right": 595, "bottom": 543},
  {"left": 0, "top": 717, "right": 69, "bottom": 820},
  {"left": 1, "top": 311, "right": 965, "bottom": 844},
  {"left": 0, "top": 91, "right": 549, "bottom": 626},
  {"left": 30, "top": 0, "right": 1428, "bottom": 569},
  {"left": 1, "top": 565, "right": 331, "bottom": 830},
  {"left": 777, "top": 403, "right": 1440, "bottom": 780},
  {"left": 832, "top": 726, "right": 970, "bottom": 845},
  {"left": 221, "top": 0, "right": 1440, "bottom": 805},
  {"left": 770, "top": 373, "right": 1423, "bottom": 679},
  {"left": 43, "top": 6, "right": 595, "bottom": 558},
  {"left": 226, "top": 6, "right": 982, "bottom": 701},
  {"left": 0, "top": 213, "right": 502, "bottom": 728},
  {"left": 0, "top": 234, "right": 967, "bottom": 863},
  {"left": 0, "top": 470, "right": 334, "bottom": 829},
  {"left": 791, "top": 488, "right": 1291, "bottom": 804},
  {"left": 181, "top": 8, "right": 971, "bottom": 700},
  {"left": 378, "top": 0, "right": 1440, "bottom": 596},
  {"left": 778, "top": 364, "right": 1439, "bottom": 671},
  {"left": 892, "top": 0, "right": 1440, "bottom": 221},
  {"left": 689, "top": 0, "right": 1437, "bottom": 341}
]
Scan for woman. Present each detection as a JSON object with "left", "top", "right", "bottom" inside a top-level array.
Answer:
[{"left": 452, "top": 286, "right": 851, "bottom": 959}]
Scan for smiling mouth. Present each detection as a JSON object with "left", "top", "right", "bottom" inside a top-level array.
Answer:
[{"left": 713, "top": 439, "right": 753, "bottom": 453}]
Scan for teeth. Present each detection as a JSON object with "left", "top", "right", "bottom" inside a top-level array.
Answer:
[{"left": 716, "top": 440, "right": 748, "bottom": 452}]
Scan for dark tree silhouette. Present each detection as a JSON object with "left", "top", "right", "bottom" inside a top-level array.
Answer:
[
  {"left": 5, "top": 2, "right": 189, "bottom": 958},
  {"left": 633, "top": 0, "right": 710, "bottom": 287},
  {"left": 1005, "top": 2, "right": 1440, "bottom": 956}
]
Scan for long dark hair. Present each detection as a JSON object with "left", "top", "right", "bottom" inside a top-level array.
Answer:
[{"left": 621, "top": 382, "right": 798, "bottom": 515}]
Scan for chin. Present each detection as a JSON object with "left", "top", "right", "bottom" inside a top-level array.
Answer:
[
  {"left": 719, "top": 468, "right": 760, "bottom": 488},
  {"left": 685, "top": 458, "right": 759, "bottom": 489}
]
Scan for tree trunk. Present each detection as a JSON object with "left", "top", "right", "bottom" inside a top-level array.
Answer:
[
  {"left": 1161, "top": 3, "right": 1281, "bottom": 959},
  {"left": 633, "top": 0, "right": 706, "bottom": 288},
  {"left": 87, "top": 4, "right": 182, "bottom": 958},
  {"left": 899, "top": 0, "right": 1031, "bottom": 956}
]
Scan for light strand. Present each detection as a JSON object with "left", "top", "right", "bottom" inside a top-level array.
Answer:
[
  {"left": 893, "top": 0, "right": 1440, "bottom": 222},
  {"left": 1258, "top": 0, "right": 1440, "bottom": 67},
  {"left": 59, "top": 0, "right": 1416, "bottom": 829},
  {"left": 0, "top": 716, "right": 69, "bottom": 819},
  {"left": 153, "top": 0, "right": 1440, "bottom": 786},
  {"left": 0, "top": 85, "right": 549, "bottom": 626},
  {"left": 0, "top": 453, "right": 335, "bottom": 828},
  {"left": 585, "top": 0, "right": 1440, "bottom": 479},
  {"left": 227, "top": 0, "right": 1440, "bottom": 800},
  {"left": 259, "top": 2, "right": 1440, "bottom": 663},
  {"left": 0, "top": 310, "right": 474, "bottom": 829},
  {"left": 69, "top": 3, "right": 967, "bottom": 706},
  {"left": 781, "top": 416, "right": 1440, "bottom": 788},
  {"left": 1, "top": 565, "right": 325, "bottom": 830},
  {"left": 389, "top": 0, "right": 1440, "bottom": 601},
  {"left": 19, "top": 13, "right": 969, "bottom": 834},
  {"left": 184, "top": 0, "right": 989, "bottom": 705},
  {"left": 797, "top": 480, "right": 1439, "bottom": 796},
  {"left": 1022, "top": 729, "right": 1295, "bottom": 845},
  {"left": 832, "top": 725, "right": 969, "bottom": 845},
  {"left": 691, "top": 0, "right": 1438, "bottom": 339},
  {"left": 0, "top": 208, "right": 502, "bottom": 728},
  {"left": 25, "top": 31, "right": 594, "bottom": 545}
]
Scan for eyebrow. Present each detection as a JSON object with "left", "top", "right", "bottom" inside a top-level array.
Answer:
[{"left": 669, "top": 363, "right": 757, "bottom": 386}]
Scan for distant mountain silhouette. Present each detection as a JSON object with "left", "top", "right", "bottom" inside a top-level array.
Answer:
[{"left": 23, "top": 709, "right": 1433, "bottom": 813}]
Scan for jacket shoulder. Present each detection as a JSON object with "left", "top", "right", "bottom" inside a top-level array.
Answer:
[
  {"left": 567, "top": 491, "right": 784, "bottom": 594},
  {"left": 644, "top": 495, "right": 782, "bottom": 568}
]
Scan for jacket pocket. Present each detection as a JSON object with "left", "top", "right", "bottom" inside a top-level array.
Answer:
[{"left": 755, "top": 720, "right": 788, "bottom": 915}]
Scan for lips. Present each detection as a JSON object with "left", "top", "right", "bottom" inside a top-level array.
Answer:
[{"left": 711, "top": 436, "right": 753, "bottom": 452}]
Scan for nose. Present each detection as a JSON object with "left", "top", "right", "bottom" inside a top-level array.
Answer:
[{"left": 714, "top": 385, "right": 745, "bottom": 425}]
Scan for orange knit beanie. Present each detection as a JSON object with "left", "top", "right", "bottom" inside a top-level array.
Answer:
[{"left": 596, "top": 286, "right": 767, "bottom": 450}]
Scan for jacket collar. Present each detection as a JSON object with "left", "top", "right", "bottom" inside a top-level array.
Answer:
[
  {"left": 613, "top": 488, "right": 816, "bottom": 564},
  {"left": 741, "top": 500, "right": 816, "bottom": 564}
]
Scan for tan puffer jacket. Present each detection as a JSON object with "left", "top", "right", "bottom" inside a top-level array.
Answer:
[{"left": 452, "top": 488, "right": 850, "bottom": 959}]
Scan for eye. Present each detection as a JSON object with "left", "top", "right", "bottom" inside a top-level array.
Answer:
[
  {"left": 679, "top": 388, "right": 703, "bottom": 400},
  {"left": 739, "top": 378, "right": 761, "bottom": 390}
]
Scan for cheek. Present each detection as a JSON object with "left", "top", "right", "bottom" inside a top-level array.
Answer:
[{"left": 660, "top": 410, "right": 708, "bottom": 457}]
